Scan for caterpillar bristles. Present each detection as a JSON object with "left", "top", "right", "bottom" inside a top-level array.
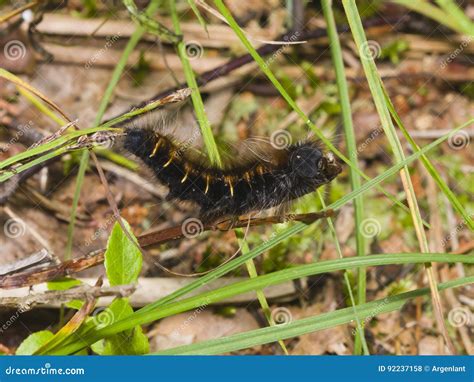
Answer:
[{"left": 122, "top": 123, "right": 342, "bottom": 224}]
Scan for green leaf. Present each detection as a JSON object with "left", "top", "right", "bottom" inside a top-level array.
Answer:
[
  {"left": 187, "top": 0, "right": 208, "bottom": 35},
  {"left": 65, "top": 300, "right": 84, "bottom": 310},
  {"left": 16, "top": 330, "right": 54, "bottom": 355},
  {"left": 47, "top": 277, "right": 82, "bottom": 291},
  {"left": 98, "top": 299, "right": 149, "bottom": 355},
  {"left": 104, "top": 220, "right": 142, "bottom": 286},
  {"left": 97, "top": 220, "right": 147, "bottom": 354},
  {"left": 90, "top": 339, "right": 105, "bottom": 355}
]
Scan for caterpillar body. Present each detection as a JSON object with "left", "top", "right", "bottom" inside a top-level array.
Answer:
[{"left": 123, "top": 126, "right": 342, "bottom": 223}]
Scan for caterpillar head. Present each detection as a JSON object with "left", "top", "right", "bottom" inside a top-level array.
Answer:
[{"left": 290, "top": 143, "right": 342, "bottom": 185}]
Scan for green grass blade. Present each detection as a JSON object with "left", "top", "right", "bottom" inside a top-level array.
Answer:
[
  {"left": 155, "top": 275, "right": 474, "bottom": 355},
  {"left": 17, "top": 87, "right": 68, "bottom": 126},
  {"left": 45, "top": 253, "right": 474, "bottom": 354},
  {"left": 381, "top": 85, "right": 474, "bottom": 231},
  {"left": 124, "top": 0, "right": 179, "bottom": 43},
  {"left": 86, "top": 117, "right": 470, "bottom": 318},
  {"left": 65, "top": 0, "right": 163, "bottom": 257},
  {"left": 169, "top": 0, "right": 222, "bottom": 167},
  {"left": 321, "top": 0, "right": 368, "bottom": 354},
  {"left": 187, "top": 0, "right": 209, "bottom": 34},
  {"left": 65, "top": 29, "right": 141, "bottom": 258},
  {"left": 236, "top": 231, "right": 289, "bottom": 354},
  {"left": 212, "top": 0, "right": 428, "bottom": 228},
  {"left": 317, "top": 190, "right": 369, "bottom": 355},
  {"left": 169, "top": 0, "right": 283, "bottom": 352},
  {"left": 393, "top": 0, "right": 468, "bottom": 34},
  {"left": 168, "top": 3, "right": 283, "bottom": 351},
  {"left": 65, "top": 150, "right": 89, "bottom": 259},
  {"left": 0, "top": 89, "right": 186, "bottom": 178},
  {"left": 435, "top": 0, "right": 474, "bottom": 35},
  {"left": 343, "top": 0, "right": 456, "bottom": 353}
]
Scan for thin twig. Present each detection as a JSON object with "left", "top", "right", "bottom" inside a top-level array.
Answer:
[
  {"left": 0, "top": 283, "right": 136, "bottom": 310},
  {"left": 0, "top": 211, "right": 333, "bottom": 289},
  {"left": 0, "top": 248, "right": 57, "bottom": 276}
]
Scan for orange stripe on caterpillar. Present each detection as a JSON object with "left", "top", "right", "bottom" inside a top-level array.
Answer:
[
  {"left": 123, "top": 127, "right": 342, "bottom": 223},
  {"left": 225, "top": 177, "right": 234, "bottom": 197},
  {"left": 149, "top": 137, "right": 163, "bottom": 158}
]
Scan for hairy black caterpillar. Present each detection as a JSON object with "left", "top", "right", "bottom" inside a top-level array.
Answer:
[{"left": 123, "top": 126, "right": 342, "bottom": 223}]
